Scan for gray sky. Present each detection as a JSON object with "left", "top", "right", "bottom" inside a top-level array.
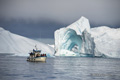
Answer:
[{"left": 0, "top": 0, "right": 120, "bottom": 38}]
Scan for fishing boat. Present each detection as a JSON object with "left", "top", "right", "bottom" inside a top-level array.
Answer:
[{"left": 27, "top": 46, "right": 47, "bottom": 62}]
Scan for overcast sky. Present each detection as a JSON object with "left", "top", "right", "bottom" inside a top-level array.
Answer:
[{"left": 0, "top": 0, "right": 120, "bottom": 38}]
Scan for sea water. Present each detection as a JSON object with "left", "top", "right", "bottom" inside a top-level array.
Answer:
[{"left": 0, "top": 54, "right": 120, "bottom": 80}]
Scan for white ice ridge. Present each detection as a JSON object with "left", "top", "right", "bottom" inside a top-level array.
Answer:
[{"left": 0, "top": 27, "right": 54, "bottom": 56}]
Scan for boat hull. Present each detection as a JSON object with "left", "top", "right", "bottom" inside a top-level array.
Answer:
[{"left": 27, "top": 57, "right": 46, "bottom": 62}]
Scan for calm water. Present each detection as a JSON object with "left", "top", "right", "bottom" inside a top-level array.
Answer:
[{"left": 0, "top": 54, "right": 120, "bottom": 80}]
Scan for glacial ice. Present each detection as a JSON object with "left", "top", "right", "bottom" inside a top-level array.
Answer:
[
  {"left": 67, "top": 16, "right": 90, "bottom": 35},
  {"left": 54, "top": 16, "right": 95, "bottom": 57},
  {"left": 91, "top": 26, "right": 120, "bottom": 58},
  {"left": 0, "top": 27, "right": 54, "bottom": 57},
  {"left": 55, "top": 28, "right": 83, "bottom": 56},
  {"left": 54, "top": 16, "right": 120, "bottom": 58}
]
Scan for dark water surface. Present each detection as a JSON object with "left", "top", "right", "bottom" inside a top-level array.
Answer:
[{"left": 0, "top": 54, "right": 120, "bottom": 80}]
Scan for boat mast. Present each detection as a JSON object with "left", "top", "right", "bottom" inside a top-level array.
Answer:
[{"left": 35, "top": 45, "right": 38, "bottom": 50}]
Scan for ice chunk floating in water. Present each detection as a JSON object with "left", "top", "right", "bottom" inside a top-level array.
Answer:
[{"left": 54, "top": 16, "right": 95, "bottom": 57}]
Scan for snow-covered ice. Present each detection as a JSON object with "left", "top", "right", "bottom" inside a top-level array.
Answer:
[{"left": 0, "top": 27, "right": 54, "bottom": 56}]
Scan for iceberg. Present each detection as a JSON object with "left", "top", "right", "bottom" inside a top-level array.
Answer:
[
  {"left": 54, "top": 16, "right": 95, "bottom": 56},
  {"left": 54, "top": 16, "right": 120, "bottom": 58},
  {"left": 0, "top": 27, "right": 54, "bottom": 56},
  {"left": 91, "top": 26, "right": 120, "bottom": 58}
]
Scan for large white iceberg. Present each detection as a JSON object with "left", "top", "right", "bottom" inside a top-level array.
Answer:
[
  {"left": 54, "top": 16, "right": 95, "bottom": 57},
  {"left": 0, "top": 27, "right": 54, "bottom": 56},
  {"left": 54, "top": 16, "right": 120, "bottom": 58}
]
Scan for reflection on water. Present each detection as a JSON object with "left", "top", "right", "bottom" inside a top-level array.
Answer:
[{"left": 0, "top": 54, "right": 120, "bottom": 80}]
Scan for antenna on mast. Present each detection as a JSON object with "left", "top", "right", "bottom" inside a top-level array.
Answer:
[{"left": 35, "top": 44, "right": 37, "bottom": 50}]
